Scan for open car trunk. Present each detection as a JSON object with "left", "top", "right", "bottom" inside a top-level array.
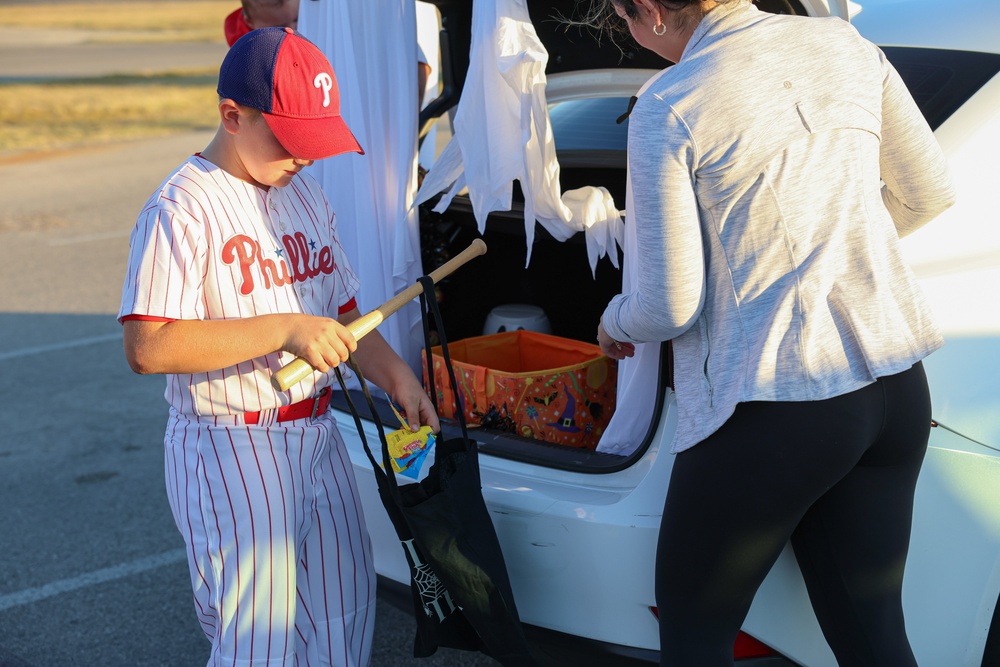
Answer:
[
  {"left": 329, "top": 0, "right": 816, "bottom": 465},
  {"left": 375, "top": 0, "right": 810, "bottom": 467}
]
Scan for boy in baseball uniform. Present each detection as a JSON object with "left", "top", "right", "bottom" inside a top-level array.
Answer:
[{"left": 119, "top": 27, "right": 438, "bottom": 667}]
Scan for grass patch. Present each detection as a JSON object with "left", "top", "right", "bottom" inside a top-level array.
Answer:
[
  {"left": 0, "top": 2, "right": 230, "bottom": 156},
  {"left": 0, "top": 70, "right": 220, "bottom": 155},
  {"left": 0, "top": 2, "right": 234, "bottom": 41}
]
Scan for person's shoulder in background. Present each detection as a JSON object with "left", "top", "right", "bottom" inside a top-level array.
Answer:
[{"left": 224, "top": 7, "right": 251, "bottom": 47}]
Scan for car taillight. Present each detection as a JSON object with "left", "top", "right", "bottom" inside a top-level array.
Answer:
[
  {"left": 733, "top": 631, "right": 780, "bottom": 659},
  {"left": 649, "top": 608, "right": 781, "bottom": 660}
]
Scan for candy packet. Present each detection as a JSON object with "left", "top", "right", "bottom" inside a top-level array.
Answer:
[{"left": 383, "top": 397, "right": 436, "bottom": 482}]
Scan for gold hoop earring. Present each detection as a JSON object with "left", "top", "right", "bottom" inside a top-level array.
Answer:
[{"left": 653, "top": 22, "right": 667, "bottom": 36}]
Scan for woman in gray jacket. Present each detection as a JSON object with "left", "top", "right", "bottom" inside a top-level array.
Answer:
[{"left": 583, "top": 0, "right": 956, "bottom": 665}]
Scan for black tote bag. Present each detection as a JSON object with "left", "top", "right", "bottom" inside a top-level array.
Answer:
[{"left": 334, "top": 275, "right": 536, "bottom": 666}]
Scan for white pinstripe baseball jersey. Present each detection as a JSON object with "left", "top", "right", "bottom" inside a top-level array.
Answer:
[{"left": 119, "top": 154, "right": 359, "bottom": 414}]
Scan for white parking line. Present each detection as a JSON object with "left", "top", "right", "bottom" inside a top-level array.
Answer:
[
  {"left": 0, "top": 333, "right": 121, "bottom": 361},
  {"left": 0, "top": 549, "right": 186, "bottom": 612}
]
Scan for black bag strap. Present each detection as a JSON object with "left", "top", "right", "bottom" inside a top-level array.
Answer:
[
  {"left": 333, "top": 272, "right": 474, "bottom": 498},
  {"left": 333, "top": 358, "right": 402, "bottom": 500},
  {"left": 418, "top": 275, "right": 472, "bottom": 444}
]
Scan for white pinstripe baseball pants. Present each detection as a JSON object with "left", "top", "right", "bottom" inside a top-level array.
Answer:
[{"left": 163, "top": 409, "right": 376, "bottom": 667}]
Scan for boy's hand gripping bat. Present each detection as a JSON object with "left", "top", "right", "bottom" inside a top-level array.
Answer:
[{"left": 271, "top": 238, "right": 487, "bottom": 392}]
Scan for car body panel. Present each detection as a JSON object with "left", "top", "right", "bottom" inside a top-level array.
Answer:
[{"left": 901, "top": 72, "right": 1000, "bottom": 450}]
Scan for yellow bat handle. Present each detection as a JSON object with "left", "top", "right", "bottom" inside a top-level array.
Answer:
[{"left": 271, "top": 239, "right": 487, "bottom": 392}]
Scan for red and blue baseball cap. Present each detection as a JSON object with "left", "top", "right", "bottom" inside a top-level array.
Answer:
[{"left": 218, "top": 27, "right": 364, "bottom": 160}]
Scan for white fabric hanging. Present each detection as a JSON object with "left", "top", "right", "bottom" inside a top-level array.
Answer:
[
  {"left": 298, "top": 0, "right": 424, "bottom": 376},
  {"left": 595, "top": 72, "right": 667, "bottom": 456},
  {"left": 594, "top": 172, "right": 663, "bottom": 455},
  {"left": 412, "top": 0, "right": 624, "bottom": 274}
]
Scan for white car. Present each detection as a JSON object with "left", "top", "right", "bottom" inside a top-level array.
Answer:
[{"left": 331, "top": 0, "right": 1000, "bottom": 664}]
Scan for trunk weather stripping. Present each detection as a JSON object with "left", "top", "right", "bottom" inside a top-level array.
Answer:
[{"left": 931, "top": 419, "right": 996, "bottom": 452}]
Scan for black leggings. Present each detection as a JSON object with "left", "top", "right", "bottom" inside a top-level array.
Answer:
[{"left": 656, "top": 362, "right": 930, "bottom": 667}]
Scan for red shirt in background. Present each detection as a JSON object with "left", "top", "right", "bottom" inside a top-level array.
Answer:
[{"left": 223, "top": 8, "right": 251, "bottom": 47}]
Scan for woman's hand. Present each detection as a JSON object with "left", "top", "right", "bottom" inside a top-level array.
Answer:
[{"left": 597, "top": 320, "right": 636, "bottom": 360}]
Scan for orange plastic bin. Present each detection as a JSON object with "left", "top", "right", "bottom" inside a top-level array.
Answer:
[{"left": 423, "top": 330, "right": 617, "bottom": 449}]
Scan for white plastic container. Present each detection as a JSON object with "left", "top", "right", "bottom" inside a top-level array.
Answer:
[{"left": 482, "top": 303, "right": 552, "bottom": 335}]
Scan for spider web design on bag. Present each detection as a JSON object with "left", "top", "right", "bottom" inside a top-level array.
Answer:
[{"left": 402, "top": 537, "right": 460, "bottom": 621}]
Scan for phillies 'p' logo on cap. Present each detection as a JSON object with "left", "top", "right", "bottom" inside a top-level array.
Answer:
[
  {"left": 313, "top": 72, "right": 334, "bottom": 107},
  {"left": 217, "top": 26, "right": 364, "bottom": 160}
]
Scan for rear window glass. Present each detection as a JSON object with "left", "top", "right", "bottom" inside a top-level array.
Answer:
[
  {"left": 549, "top": 97, "right": 632, "bottom": 152},
  {"left": 545, "top": 48, "right": 1000, "bottom": 153},
  {"left": 884, "top": 47, "right": 1000, "bottom": 130},
  {"left": 544, "top": 48, "right": 1000, "bottom": 150},
  {"left": 420, "top": 96, "right": 632, "bottom": 169}
]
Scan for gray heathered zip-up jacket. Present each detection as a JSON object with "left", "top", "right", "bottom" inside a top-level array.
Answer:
[{"left": 600, "top": 1, "right": 956, "bottom": 453}]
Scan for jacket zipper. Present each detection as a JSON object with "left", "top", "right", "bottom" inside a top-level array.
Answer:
[{"left": 701, "top": 314, "right": 714, "bottom": 408}]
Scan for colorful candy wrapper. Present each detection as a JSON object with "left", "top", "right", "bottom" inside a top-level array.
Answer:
[{"left": 384, "top": 397, "right": 436, "bottom": 481}]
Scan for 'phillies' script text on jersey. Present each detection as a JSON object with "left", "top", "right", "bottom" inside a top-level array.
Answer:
[{"left": 222, "top": 231, "right": 339, "bottom": 295}]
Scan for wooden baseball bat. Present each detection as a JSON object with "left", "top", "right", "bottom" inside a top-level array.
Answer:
[{"left": 271, "top": 238, "right": 487, "bottom": 392}]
